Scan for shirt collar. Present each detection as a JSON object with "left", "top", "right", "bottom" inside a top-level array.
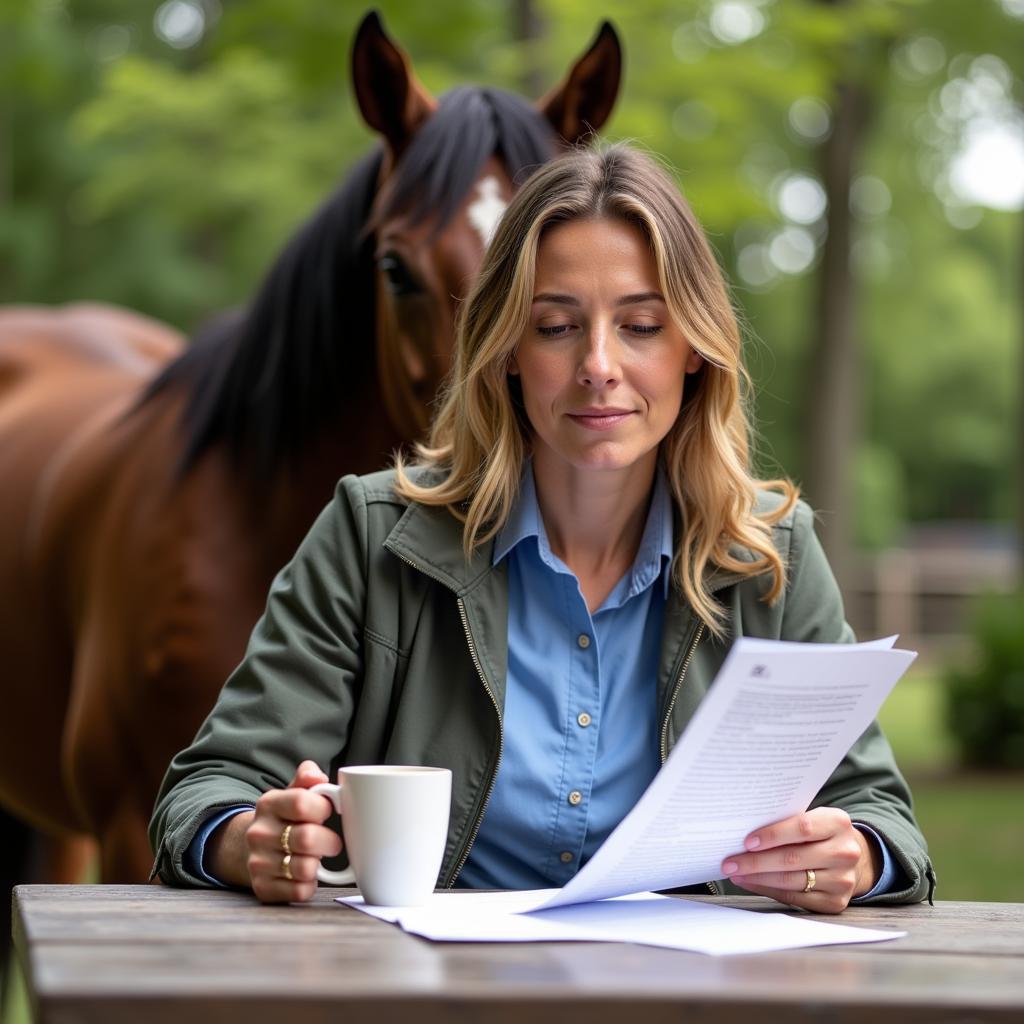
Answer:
[
  {"left": 493, "top": 462, "right": 674, "bottom": 599},
  {"left": 493, "top": 462, "right": 543, "bottom": 565}
]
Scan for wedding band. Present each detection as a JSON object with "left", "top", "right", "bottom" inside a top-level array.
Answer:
[
  {"left": 803, "top": 868, "right": 816, "bottom": 893},
  {"left": 282, "top": 854, "right": 293, "bottom": 881},
  {"left": 280, "top": 824, "right": 292, "bottom": 854}
]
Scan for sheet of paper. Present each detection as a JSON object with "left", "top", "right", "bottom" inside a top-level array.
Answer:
[
  {"left": 339, "top": 892, "right": 906, "bottom": 955},
  {"left": 523, "top": 636, "right": 915, "bottom": 911}
]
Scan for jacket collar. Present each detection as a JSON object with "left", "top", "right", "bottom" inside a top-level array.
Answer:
[
  {"left": 383, "top": 492, "right": 497, "bottom": 596},
  {"left": 382, "top": 480, "right": 772, "bottom": 599},
  {"left": 382, "top": 482, "right": 510, "bottom": 715}
]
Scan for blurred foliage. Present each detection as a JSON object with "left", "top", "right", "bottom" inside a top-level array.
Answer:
[
  {"left": 854, "top": 443, "right": 908, "bottom": 549},
  {"left": 878, "top": 667, "right": 955, "bottom": 772},
  {"left": 1, "top": 0, "right": 1021, "bottom": 537},
  {"left": 945, "top": 590, "right": 1024, "bottom": 769}
]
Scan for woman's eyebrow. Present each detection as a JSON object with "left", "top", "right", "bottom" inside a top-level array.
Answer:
[{"left": 531, "top": 291, "right": 666, "bottom": 306}]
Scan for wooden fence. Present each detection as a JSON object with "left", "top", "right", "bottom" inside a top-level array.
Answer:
[{"left": 845, "top": 540, "right": 1020, "bottom": 661}]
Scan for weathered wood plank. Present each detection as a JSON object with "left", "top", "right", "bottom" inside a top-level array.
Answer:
[
  {"left": 16, "top": 885, "right": 1024, "bottom": 955},
  {"left": 12, "top": 885, "right": 1024, "bottom": 1024},
  {"left": 23, "top": 940, "right": 1024, "bottom": 1000},
  {"left": 25, "top": 995, "right": 1024, "bottom": 1024}
]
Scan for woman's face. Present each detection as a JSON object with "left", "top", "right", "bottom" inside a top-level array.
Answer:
[{"left": 510, "top": 216, "right": 702, "bottom": 478}]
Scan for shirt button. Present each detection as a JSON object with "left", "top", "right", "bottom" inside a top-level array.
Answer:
[
  {"left": 568, "top": 790, "right": 583, "bottom": 806},
  {"left": 577, "top": 712, "right": 592, "bottom": 728},
  {"left": 577, "top": 634, "right": 591, "bottom": 649},
  {"left": 560, "top": 851, "right": 574, "bottom": 864}
]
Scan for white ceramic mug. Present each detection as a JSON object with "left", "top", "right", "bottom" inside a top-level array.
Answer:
[{"left": 310, "top": 765, "right": 452, "bottom": 906}]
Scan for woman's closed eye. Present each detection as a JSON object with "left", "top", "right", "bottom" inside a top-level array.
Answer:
[
  {"left": 624, "top": 323, "right": 662, "bottom": 336},
  {"left": 535, "top": 322, "right": 575, "bottom": 338}
]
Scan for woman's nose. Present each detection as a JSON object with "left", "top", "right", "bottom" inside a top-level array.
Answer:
[{"left": 576, "top": 325, "right": 621, "bottom": 387}]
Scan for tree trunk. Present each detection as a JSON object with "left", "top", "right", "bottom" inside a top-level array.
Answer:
[
  {"left": 805, "top": 77, "right": 872, "bottom": 593},
  {"left": 511, "top": 0, "right": 545, "bottom": 98},
  {"left": 1018, "top": 200, "right": 1024, "bottom": 586}
]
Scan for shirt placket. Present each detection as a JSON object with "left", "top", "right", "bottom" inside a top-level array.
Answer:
[{"left": 545, "top": 574, "right": 602, "bottom": 882}]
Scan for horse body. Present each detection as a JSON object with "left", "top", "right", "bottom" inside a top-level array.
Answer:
[
  {"left": 0, "top": 305, "right": 183, "bottom": 832},
  {"left": 0, "top": 12, "right": 621, "bottom": 885}
]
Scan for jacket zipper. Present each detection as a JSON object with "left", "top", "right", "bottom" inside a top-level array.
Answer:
[
  {"left": 658, "top": 621, "right": 719, "bottom": 895},
  {"left": 659, "top": 622, "right": 705, "bottom": 763},
  {"left": 387, "top": 548, "right": 503, "bottom": 886},
  {"left": 447, "top": 596, "right": 503, "bottom": 885}
]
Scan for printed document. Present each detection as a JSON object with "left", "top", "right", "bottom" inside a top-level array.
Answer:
[
  {"left": 341, "top": 890, "right": 906, "bottom": 954},
  {"left": 340, "top": 636, "right": 916, "bottom": 953}
]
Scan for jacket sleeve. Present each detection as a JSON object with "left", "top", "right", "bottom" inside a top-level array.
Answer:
[
  {"left": 780, "top": 500, "right": 936, "bottom": 905},
  {"left": 148, "top": 476, "right": 371, "bottom": 887}
]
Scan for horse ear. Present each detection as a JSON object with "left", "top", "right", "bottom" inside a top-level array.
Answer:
[
  {"left": 539, "top": 21, "right": 622, "bottom": 145},
  {"left": 352, "top": 10, "right": 437, "bottom": 159}
]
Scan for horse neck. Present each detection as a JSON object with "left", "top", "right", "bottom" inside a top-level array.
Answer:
[
  {"left": 240, "top": 387, "right": 407, "bottom": 566},
  {"left": 296, "top": 387, "right": 406, "bottom": 491}
]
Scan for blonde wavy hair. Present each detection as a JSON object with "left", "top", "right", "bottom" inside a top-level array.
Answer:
[{"left": 395, "top": 143, "right": 797, "bottom": 635}]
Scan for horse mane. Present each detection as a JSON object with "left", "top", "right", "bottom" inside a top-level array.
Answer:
[{"left": 143, "top": 85, "right": 559, "bottom": 482}]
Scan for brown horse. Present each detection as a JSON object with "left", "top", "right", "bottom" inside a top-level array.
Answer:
[{"left": 0, "top": 8, "right": 621, "bottom": 897}]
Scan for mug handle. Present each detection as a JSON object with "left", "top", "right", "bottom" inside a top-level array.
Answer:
[{"left": 309, "top": 782, "right": 356, "bottom": 886}]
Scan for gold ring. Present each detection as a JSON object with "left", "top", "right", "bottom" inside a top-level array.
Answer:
[
  {"left": 282, "top": 853, "right": 293, "bottom": 881},
  {"left": 803, "top": 868, "right": 816, "bottom": 893},
  {"left": 280, "top": 824, "right": 292, "bottom": 854}
]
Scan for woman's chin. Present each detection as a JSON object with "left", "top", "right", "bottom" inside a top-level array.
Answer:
[{"left": 543, "top": 441, "right": 658, "bottom": 476}]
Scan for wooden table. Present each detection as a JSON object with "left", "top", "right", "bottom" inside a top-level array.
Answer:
[{"left": 11, "top": 884, "right": 1024, "bottom": 1023}]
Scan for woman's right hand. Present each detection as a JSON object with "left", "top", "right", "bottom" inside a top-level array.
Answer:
[{"left": 207, "top": 760, "right": 343, "bottom": 903}]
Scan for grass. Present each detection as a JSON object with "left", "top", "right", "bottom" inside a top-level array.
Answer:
[
  {"left": 910, "top": 776, "right": 1024, "bottom": 901},
  {"left": 1, "top": 966, "right": 28, "bottom": 1024},
  {"left": 878, "top": 666, "right": 1024, "bottom": 902},
  {"left": 877, "top": 666, "right": 957, "bottom": 772}
]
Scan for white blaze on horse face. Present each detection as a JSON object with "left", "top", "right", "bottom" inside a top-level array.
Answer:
[{"left": 467, "top": 177, "right": 508, "bottom": 249}]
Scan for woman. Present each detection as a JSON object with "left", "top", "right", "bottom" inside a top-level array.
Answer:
[{"left": 150, "top": 144, "right": 934, "bottom": 912}]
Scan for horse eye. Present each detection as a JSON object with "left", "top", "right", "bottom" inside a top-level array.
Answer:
[{"left": 378, "top": 252, "right": 420, "bottom": 297}]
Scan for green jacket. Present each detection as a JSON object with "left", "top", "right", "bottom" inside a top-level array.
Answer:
[{"left": 150, "top": 470, "right": 935, "bottom": 903}]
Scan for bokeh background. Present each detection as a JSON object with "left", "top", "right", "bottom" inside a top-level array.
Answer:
[{"left": 2, "top": 0, "right": 1022, "bottom": 981}]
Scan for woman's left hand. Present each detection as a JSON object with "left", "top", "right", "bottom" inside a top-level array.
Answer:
[{"left": 721, "top": 807, "right": 882, "bottom": 914}]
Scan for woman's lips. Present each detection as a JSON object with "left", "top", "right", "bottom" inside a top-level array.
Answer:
[{"left": 567, "top": 409, "right": 636, "bottom": 431}]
